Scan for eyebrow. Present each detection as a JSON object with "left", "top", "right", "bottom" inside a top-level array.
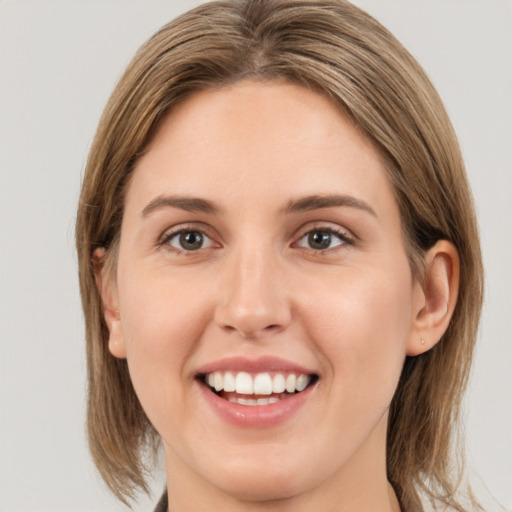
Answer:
[
  {"left": 141, "top": 193, "right": 376, "bottom": 218},
  {"left": 141, "top": 195, "right": 221, "bottom": 217},
  {"left": 284, "top": 194, "right": 377, "bottom": 217}
]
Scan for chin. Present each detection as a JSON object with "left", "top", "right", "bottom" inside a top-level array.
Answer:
[
  {"left": 216, "top": 473, "right": 302, "bottom": 503},
  {"left": 201, "top": 453, "right": 319, "bottom": 503}
]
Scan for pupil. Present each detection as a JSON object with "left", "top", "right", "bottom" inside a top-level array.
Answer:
[
  {"left": 180, "top": 231, "right": 203, "bottom": 250},
  {"left": 308, "top": 231, "right": 331, "bottom": 250}
]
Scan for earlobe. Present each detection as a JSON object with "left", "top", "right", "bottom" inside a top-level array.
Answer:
[
  {"left": 93, "top": 248, "right": 127, "bottom": 359},
  {"left": 407, "top": 240, "right": 460, "bottom": 356},
  {"left": 107, "top": 319, "right": 127, "bottom": 358}
]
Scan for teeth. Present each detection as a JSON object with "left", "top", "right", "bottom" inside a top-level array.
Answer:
[
  {"left": 223, "top": 371, "right": 236, "bottom": 392},
  {"left": 235, "top": 372, "right": 253, "bottom": 395},
  {"left": 253, "top": 373, "right": 272, "bottom": 395},
  {"left": 228, "top": 396, "right": 282, "bottom": 406},
  {"left": 214, "top": 372, "right": 223, "bottom": 392},
  {"left": 239, "top": 398, "right": 258, "bottom": 406},
  {"left": 272, "top": 373, "right": 286, "bottom": 393},
  {"left": 205, "top": 371, "right": 313, "bottom": 395},
  {"left": 296, "top": 374, "right": 309, "bottom": 392},
  {"left": 285, "top": 374, "right": 296, "bottom": 393}
]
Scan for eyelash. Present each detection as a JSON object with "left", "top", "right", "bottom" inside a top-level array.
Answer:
[
  {"left": 158, "top": 225, "right": 217, "bottom": 255},
  {"left": 158, "top": 224, "right": 355, "bottom": 255},
  {"left": 294, "top": 225, "right": 355, "bottom": 252}
]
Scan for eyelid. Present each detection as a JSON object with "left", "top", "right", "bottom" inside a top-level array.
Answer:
[
  {"left": 157, "top": 223, "right": 221, "bottom": 252},
  {"left": 156, "top": 221, "right": 355, "bottom": 254},
  {"left": 292, "top": 222, "right": 356, "bottom": 250}
]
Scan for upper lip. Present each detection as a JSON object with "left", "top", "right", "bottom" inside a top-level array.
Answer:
[{"left": 195, "top": 356, "right": 317, "bottom": 376}]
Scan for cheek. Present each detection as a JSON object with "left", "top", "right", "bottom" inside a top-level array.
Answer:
[
  {"left": 115, "top": 265, "right": 212, "bottom": 424},
  {"left": 300, "top": 265, "right": 413, "bottom": 400},
  {"left": 118, "top": 259, "right": 213, "bottom": 347}
]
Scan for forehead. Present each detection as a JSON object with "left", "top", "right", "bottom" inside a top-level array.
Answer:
[{"left": 127, "top": 80, "right": 396, "bottom": 219}]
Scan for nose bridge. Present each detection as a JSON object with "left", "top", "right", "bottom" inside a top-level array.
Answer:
[{"left": 215, "top": 238, "right": 290, "bottom": 338}]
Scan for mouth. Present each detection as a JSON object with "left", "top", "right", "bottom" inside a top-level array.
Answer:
[{"left": 197, "top": 371, "right": 319, "bottom": 406}]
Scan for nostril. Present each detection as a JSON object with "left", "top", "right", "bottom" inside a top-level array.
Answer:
[
  {"left": 215, "top": 299, "right": 292, "bottom": 339},
  {"left": 217, "top": 314, "right": 286, "bottom": 338}
]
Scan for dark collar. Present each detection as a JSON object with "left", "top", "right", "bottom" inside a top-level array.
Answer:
[{"left": 153, "top": 489, "right": 168, "bottom": 512}]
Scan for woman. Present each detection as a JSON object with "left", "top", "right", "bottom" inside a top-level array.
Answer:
[{"left": 75, "top": 1, "right": 484, "bottom": 510}]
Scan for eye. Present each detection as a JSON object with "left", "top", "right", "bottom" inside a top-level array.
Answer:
[
  {"left": 164, "top": 230, "right": 215, "bottom": 252},
  {"left": 295, "top": 228, "right": 350, "bottom": 251}
]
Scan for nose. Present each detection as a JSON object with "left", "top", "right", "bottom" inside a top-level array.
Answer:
[{"left": 214, "top": 246, "right": 292, "bottom": 339}]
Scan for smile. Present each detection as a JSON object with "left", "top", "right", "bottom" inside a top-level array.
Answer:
[
  {"left": 195, "top": 357, "right": 319, "bottom": 426},
  {"left": 200, "top": 371, "right": 318, "bottom": 406}
]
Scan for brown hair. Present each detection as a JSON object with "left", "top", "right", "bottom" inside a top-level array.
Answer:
[{"left": 76, "top": 0, "right": 484, "bottom": 509}]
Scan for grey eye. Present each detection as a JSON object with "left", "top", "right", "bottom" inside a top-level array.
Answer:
[
  {"left": 167, "top": 230, "right": 213, "bottom": 251},
  {"left": 297, "top": 230, "right": 345, "bottom": 250}
]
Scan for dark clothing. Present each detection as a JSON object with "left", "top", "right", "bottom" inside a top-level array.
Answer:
[{"left": 153, "top": 490, "right": 168, "bottom": 512}]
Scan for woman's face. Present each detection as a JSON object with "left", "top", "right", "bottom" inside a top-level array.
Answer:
[{"left": 107, "top": 81, "right": 424, "bottom": 505}]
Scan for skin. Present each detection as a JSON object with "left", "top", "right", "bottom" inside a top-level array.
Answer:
[{"left": 97, "top": 81, "right": 459, "bottom": 512}]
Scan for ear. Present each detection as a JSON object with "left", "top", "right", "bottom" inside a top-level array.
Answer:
[
  {"left": 93, "top": 248, "right": 127, "bottom": 359},
  {"left": 407, "top": 240, "right": 460, "bottom": 356}
]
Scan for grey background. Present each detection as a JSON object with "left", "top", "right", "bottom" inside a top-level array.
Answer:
[{"left": 1, "top": 1, "right": 511, "bottom": 510}]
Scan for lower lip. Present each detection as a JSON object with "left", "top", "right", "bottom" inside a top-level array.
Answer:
[{"left": 196, "top": 380, "right": 315, "bottom": 428}]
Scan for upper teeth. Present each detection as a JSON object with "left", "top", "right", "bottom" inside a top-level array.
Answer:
[{"left": 206, "top": 371, "right": 311, "bottom": 395}]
